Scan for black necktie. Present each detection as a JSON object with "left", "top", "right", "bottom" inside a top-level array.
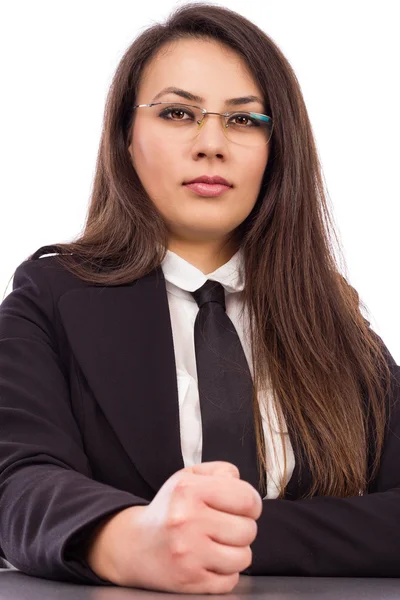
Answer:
[{"left": 191, "top": 279, "right": 262, "bottom": 493}]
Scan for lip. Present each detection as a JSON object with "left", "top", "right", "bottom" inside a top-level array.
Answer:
[
  {"left": 184, "top": 182, "right": 231, "bottom": 197},
  {"left": 184, "top": 175, "right": 232, "bottom": 186}
]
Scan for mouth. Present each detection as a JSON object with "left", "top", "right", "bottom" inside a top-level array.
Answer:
[{"left": 183, "top": 182, "right": 232, "bottom": 197}]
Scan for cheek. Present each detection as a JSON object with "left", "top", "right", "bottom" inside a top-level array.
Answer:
[
  {"left": 130, "top": 120, "right": 171, "bottom": 171},
  {"left": 130, "top": 126, "right": 179, "bottom": 202},
  {"left": 237, "top": 146, "right": 268, "bottom": 183},
  {"left": 246, "top": 155, "right": 268, "bottom": 196}
]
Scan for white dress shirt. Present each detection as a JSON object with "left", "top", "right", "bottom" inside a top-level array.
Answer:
[{"left": 161, "top": 246, "right": 295, "bottom": 499}]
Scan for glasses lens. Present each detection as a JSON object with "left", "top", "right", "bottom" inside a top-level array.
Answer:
[
  {"left": 149, "top": 103, "right": 273, "bottom": 147},
  {"left": 224, "top": 111, "right": 273, "bottom": 146}
]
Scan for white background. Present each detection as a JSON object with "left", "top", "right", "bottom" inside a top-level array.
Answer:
[{"left": 1, "top": 0, "right": 399, "bottom": 362}]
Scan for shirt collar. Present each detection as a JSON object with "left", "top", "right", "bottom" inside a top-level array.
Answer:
[{"left": 160, "top": 246, "right": 245, "bottom": 298}]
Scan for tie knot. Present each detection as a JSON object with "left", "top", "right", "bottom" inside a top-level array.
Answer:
[{"left": 191, "top": 280, "right": 226, "bottom": 310}]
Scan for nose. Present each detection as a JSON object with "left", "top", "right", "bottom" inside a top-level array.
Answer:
[{"left": 192, "top": 112, "right": 229, "bottom": 150}]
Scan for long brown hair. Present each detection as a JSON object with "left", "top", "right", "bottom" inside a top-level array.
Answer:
[{"left": 10, "top": 2, "right": 395, "bottom": 498}]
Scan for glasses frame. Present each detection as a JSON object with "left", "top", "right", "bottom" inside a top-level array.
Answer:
[{"left": 132, "top": 101, "right": 274, "bottom": 144}]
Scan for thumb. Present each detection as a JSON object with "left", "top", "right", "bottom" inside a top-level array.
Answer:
[{"left": 188, "top": 461, "right": 240, "bottom": 479}]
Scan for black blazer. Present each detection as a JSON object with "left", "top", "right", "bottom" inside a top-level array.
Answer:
[{"left": 0, "top": 251, "right": 399, "bottom": 584}]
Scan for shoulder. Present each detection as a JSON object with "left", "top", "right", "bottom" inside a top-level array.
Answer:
[
  {"left": 1, "top": 249, "right": 98, "bottom": 348},
  {"left": 11, "top": 248, "right": 94, "bottom": 313}
]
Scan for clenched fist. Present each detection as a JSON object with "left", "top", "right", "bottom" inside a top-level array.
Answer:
[{"left": 86, "top": 461, "right": 262, "bottom": 594}]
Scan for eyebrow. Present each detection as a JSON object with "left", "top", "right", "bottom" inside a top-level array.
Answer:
[{"left": 151, "top": 86, "right": 264, "bottom": 108}]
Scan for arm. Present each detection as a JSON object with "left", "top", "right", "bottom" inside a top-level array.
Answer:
[
  {"left": 248, "top": 356, "right": 400, "bottom": 577},
  {"left": 0, "top": 260, "right": 150, "bottom": 584}
]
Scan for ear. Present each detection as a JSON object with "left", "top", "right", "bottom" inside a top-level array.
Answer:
[{"left": 126, "top": 137, "right": 135, "bottom": 168}]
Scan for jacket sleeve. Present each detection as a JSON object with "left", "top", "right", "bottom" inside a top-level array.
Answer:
[
  {"left": 249, "top": 338, "right": 400, "bottom": 576},
  {"left": 0, "top": 260, "right": 150, "bottom": 584}
]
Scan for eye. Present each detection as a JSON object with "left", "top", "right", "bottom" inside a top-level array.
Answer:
[
  {"left": 228, "top": 113, "right": 259, "bottom": 127},
  {"left": 159, "top": 106, "right": 195, "bottom": 121}
]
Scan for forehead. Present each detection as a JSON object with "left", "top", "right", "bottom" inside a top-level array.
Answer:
[{"left": 137, "top": 38, "right": 263, "bottom": 104}]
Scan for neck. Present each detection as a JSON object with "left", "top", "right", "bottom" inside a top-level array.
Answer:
[{"left": 167, "top": 236, "right": 239, "bottom": 274}]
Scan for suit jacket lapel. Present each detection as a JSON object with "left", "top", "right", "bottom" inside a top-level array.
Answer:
[{"left": 58, "top": 265, "right": 186, "bottom": 494}]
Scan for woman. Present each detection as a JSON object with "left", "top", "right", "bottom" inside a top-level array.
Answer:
[{"left": 0, "top": 2, "right": 399, "bottom": 595}]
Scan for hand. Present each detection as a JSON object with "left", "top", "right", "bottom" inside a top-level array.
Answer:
[{"left": 87, "top": 461, "right": 262, "bottom": 594}]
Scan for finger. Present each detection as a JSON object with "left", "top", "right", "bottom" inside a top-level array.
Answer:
[
  {"left": 189, "top": 461, "right": 240, "bottom": 479},
  {"left": 204, "top": 505, "right": 258, "bottom": 547},
  {"left": 179, "top": 473, "right": 260, "bottom": 520}
]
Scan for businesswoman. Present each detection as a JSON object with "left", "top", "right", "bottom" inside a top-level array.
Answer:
[{"left": 0, "top": 2, "right": 399, "bottom": 595}]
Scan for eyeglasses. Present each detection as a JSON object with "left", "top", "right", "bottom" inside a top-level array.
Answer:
[{"left": 131, "top": 102, "right": 273, "bottom": 148}]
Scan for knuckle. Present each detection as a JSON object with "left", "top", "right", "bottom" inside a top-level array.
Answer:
[
  {"left": 174, "top": 560, "right": 202, "bottom": 588},
  {"left": 175, "top": 477, "right": 190, "bottom": 494},
  {"left": 166, "top": 483, "right": 193, "bottom": 530},
  {"left": 169, "top": 538, "right": 188, "bottom": 558},
  {"left": 210, "top": 572, "right": 239, "bottom": 594},
  {"left": 244, "top": 482, "right": 259, "bottom": 511},
  {"left": 232, "top": 571, "right": 241, "bottom": 587},
  {"left": 244, "top": 546, "right": 253, "bottom": 569},
  {"left": 229, "top": 465, "right": 240, "bottom": 478},
  {"left": 244, "top": 492, "right": 255, "bottom": 513},
  {"left": 174, "top": 477, "right": 195, "bottom": 501},
  {"left": 165, "top": 509, "right": 187, "bottom": 530},
  {"left": 249, "top": 518, "right": 258, "bottom": 541}
]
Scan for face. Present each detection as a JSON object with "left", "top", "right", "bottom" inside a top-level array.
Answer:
[{"left": 128, "top": 38, "right": 270, "bottom": 254}]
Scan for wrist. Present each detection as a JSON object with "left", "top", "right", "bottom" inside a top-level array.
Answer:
[
  {"left": 84, "top": 513, "right": 119, "bottom": 581},
  {"left": 85, "top": 505, "right": 148, "bottom": 584}
]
